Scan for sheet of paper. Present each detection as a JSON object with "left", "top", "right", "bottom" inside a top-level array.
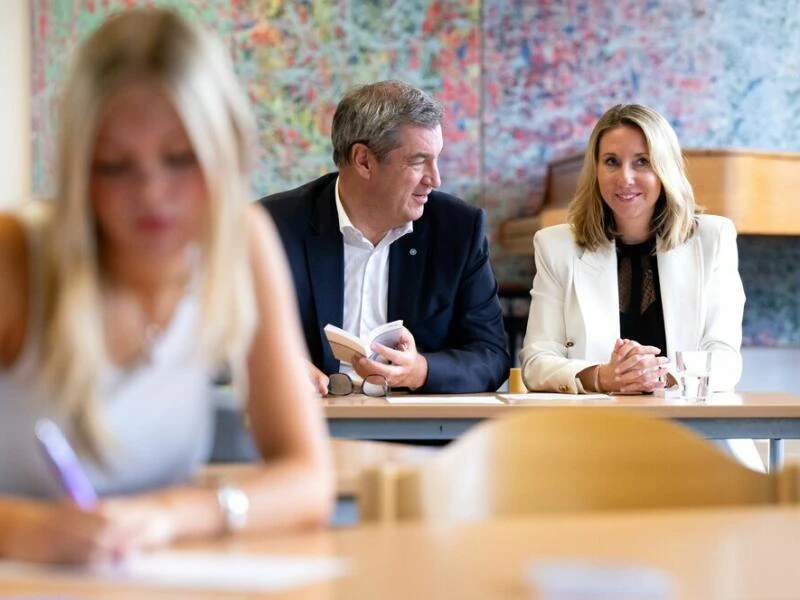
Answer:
[
  {"left": 386, "top": 395, "right": 505, "bottom": 405},
  {"left": 0, "top": 551, "right": 351, "bottom": 593},
  {"left": 526, "top": 560, "right": 672, "bottom": 600},
  {"left": 498, "top": 392, "right": 611, "bottom": 402}
]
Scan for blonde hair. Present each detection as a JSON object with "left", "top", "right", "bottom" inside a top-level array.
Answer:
[
  {"left": 568, "top": 104, "right": 698, "bottom": 252},
  {"left": 42, "top": 8, "right": 258, "bottom": 459}
]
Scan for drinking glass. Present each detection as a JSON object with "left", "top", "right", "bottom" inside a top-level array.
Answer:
[{"left": 675, "top": 350, "right": 712, "bottom": 402}]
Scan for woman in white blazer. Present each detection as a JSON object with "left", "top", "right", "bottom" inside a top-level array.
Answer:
[{"left": 520, "top": 104, "right": 744, "bottom": 394}]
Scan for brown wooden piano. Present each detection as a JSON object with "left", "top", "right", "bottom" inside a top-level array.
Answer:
[{"left": 500, "top": 149, "right": 800, "bottom": 254}]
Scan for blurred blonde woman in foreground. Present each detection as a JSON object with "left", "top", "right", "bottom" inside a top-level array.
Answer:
[
  {"left": 0, "top": 8, "right": 332, "bottom": 564},
  {"left": 520, "top": 104, "right": 744, "bottom": 394}
]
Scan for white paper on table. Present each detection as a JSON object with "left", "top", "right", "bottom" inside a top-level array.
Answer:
[
  {"left": 0, "top": 551, "right": 351, "bottom": 593},
  {"left": 498, "top": 392, "right": 611, "bottom": 402},
  {"left": 386, "top": 395, "right": 505, "bottom": 405},
  {"left": 526, "top": 560, "right": 672, "bottom": 600}
]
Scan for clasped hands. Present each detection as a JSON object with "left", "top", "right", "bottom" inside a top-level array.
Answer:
[
  {"left": 306, "top": 326, "right": 428, "bottom": 396},
  {"left": 596, "top": 338, "right": 672, "bottom": 394}
]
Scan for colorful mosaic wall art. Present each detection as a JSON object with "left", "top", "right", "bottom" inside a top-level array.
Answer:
[{"left": 30, "top": 0, "right": 800, "bottom": 344}]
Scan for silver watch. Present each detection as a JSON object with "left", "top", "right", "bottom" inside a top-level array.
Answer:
[{"left": 215, "top": 481, "right": 250, "bottom": 533}]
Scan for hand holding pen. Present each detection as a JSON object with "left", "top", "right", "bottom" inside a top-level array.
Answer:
[
  {"left": 34, "top": 419, "right": 98, "bottom": 509},
  {"left": 34, "top": 420, "right": 175, "bottom": 559},
  {"left": 0, "top": 421, "right": 178, "bottom": 565},
  {"left": 0, "top": 422, "right": 114, "bottom": 564}
]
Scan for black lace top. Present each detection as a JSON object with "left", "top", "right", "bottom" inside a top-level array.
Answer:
[{"left": 617, "top": 237, "right": 667, "bottom": 357}]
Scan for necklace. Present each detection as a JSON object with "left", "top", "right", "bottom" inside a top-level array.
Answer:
[
  {"left": 103, "top": 255, "right": 196, "bottom": 367},
  {"left": 140, "top": 322, "right": 164, "bottom": 364}
]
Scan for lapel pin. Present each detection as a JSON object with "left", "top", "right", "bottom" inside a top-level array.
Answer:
[{"left": 409, "top": 248, "right": 417, "bottom": 256}]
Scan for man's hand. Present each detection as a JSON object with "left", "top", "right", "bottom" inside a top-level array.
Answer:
[
  {"left": 305, "top": 360, "right": 329, "bottom": 397},
  {"left": 351, "top": 327, "right": 428, "bottom": 390}
]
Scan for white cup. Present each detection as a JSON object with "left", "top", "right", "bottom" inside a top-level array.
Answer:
[{"left": 675, "top": 350, "right": 712, "bottom": 402}]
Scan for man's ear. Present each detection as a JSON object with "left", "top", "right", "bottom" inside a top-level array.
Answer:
[{"left": 350, "top": 143, "right": 373, "bottom": 179}]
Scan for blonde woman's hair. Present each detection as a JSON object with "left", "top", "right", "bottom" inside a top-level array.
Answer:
[
  {"left": 568, "top": 103, "right": 698, "bottom": 252},
  {"left": 42, "top": 8, "right": 258, "bottom": 460}
]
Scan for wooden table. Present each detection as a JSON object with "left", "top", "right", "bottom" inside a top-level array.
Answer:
[
  {"left": 203, "top": 439, "right": 434, "bottom": 497},
  {"left": 2, "top": 505, "right": 799, "bottom": 598},
  {"left": 325, "top": 391, "right": 800, "bottom": 470},
  {"left": 204, "top": 439, "right": 435, "bottom": 526}
]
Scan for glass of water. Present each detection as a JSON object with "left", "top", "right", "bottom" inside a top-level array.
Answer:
[{"left": 675, "top": 350, "right": 713, "bottom": 402}]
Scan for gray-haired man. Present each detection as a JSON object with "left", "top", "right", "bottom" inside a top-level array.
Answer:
[{"left": 260, "top": 80, "right": 509, "bottom": 395}]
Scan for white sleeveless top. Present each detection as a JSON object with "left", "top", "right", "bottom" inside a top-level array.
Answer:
[{"left": 0, "top": 217, "right": 215, "bottom": 498}]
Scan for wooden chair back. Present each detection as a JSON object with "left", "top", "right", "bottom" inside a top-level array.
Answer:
[{"left": 359, "top": 408, "right": 800, "bottom": 521}]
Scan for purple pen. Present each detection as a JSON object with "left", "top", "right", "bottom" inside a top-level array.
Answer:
[{"left": 34, "top": 418, "right": 98, "bottom": 509}]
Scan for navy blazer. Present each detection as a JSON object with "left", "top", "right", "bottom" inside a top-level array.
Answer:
[{"left": 260, "top": 173, "right": 510, "bottom": 393}]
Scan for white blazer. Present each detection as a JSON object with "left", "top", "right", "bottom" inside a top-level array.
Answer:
[{"left": 520, "top": 215, "right": 745, "bottom": 393}]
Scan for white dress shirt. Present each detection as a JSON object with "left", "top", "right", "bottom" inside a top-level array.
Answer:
[{"left": 335, "top": 178, "right": 412, "bottom": 374}]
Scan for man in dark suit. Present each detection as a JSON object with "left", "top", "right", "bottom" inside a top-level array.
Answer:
[{"left": 260, "top": 80, "right": 509, "bottom": 394}]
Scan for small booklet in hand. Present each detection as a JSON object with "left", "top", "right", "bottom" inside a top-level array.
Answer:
[{"left": 324, "top": 320, "right": 404, "bottom": 365}]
